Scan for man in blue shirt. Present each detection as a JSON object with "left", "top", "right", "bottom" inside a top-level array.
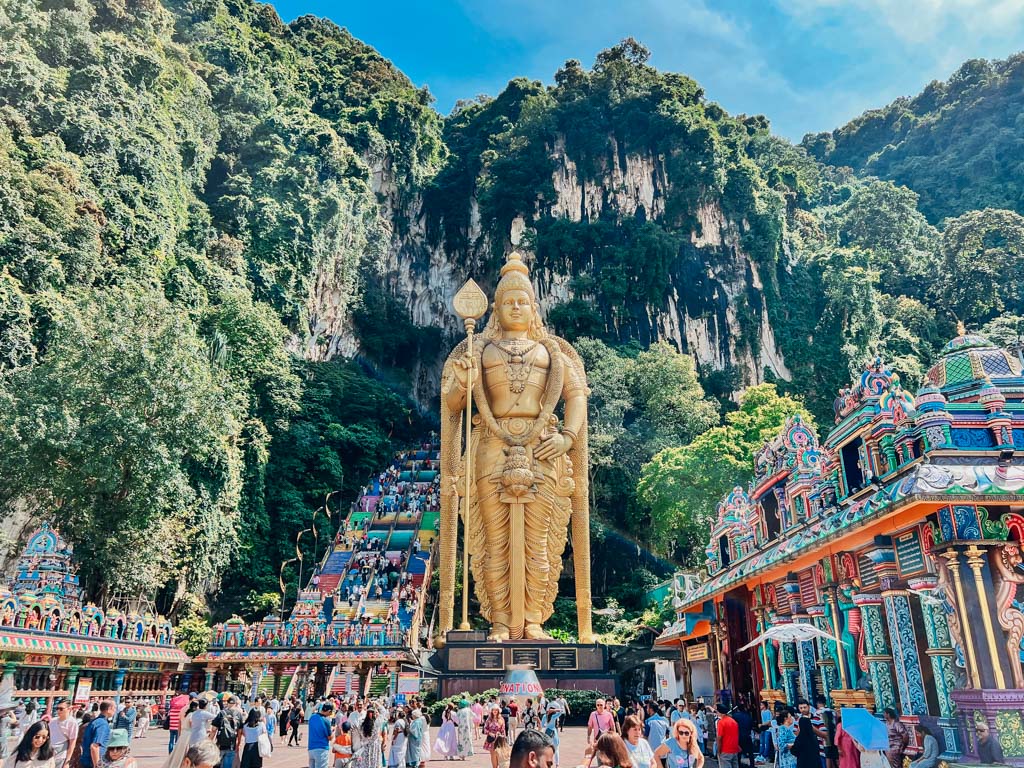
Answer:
[
  {"left": 81, "top": 700, "right": 114, "bottom": 768},
  {"left": 308, "top": 701, "right": 334, "bottom": 768},
  {"left": 644, "top": 701, "right": 670, "bottom": 751}
]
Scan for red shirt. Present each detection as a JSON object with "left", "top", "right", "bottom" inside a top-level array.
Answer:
[
  {"left": 168, "top": 694, "right": 189, "bottom": 731},
  {"left": 717, "top": 715, "right": 740, "bottom": 755}
]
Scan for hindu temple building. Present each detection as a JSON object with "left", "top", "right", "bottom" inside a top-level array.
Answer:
[
  {"left": 658, "top": 329, "right": 1024, "bottom": 765},
  {"left": 196, "top": 445, "right": 439, "bottom": 701},
  {"left": 0, "top": 523, "right": 188, "bottom": 709}
]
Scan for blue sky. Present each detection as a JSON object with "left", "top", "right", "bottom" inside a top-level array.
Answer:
[{"left": 269, "top": 0, "right": 1024, "bottom": 141}]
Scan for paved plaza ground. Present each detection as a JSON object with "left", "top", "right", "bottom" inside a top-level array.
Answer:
[{"left": 130, "top": 723, "right": 597, "bottom": 768}]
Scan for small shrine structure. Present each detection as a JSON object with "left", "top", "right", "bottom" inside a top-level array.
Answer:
[
  {"left": 0, "top": 523, "right": 187, "bottom": 710},
  {"left": 658, "top": 329, "right": 1024, "bottom": 765}
]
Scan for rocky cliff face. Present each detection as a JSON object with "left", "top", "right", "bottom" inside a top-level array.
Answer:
[{"left": 365, "top": 133, "right": 793, "bottom": 402}]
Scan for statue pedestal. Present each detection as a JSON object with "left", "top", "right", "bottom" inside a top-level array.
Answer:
[{"left": 435, "top": 631, "right": 614, "bottom": 699}]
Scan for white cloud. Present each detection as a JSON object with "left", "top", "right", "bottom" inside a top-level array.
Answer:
[{"left": 780, "top": 0, "right": 1024, "bottom": 44}]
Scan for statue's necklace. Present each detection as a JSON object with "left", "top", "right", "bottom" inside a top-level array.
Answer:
[{"left": 493, "top": 339, "right": 538, "bottom": 394}]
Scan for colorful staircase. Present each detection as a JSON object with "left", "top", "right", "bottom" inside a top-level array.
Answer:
[
  {"left": 317, "top": 548, "right": 351, "bottom": 595},
  {"left": 257, "top": 665, "right": 296, "bottom": 697}
]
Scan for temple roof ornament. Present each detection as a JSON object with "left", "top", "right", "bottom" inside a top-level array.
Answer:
[
  {"left": 687, "top": 329, "right": 1024, "bottom": 597},
  {"left": 923, "top": 328, "right": 1024, "bottom": 400},
  {"left": 2, "top": 523, "right": 175, "bottom": 646}
]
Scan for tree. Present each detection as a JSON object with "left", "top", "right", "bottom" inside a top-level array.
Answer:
[
  {"left": 935, "top": 209, "right": 1024, "bottom": 326},
  {"left": 0, "top": 286, "right": 246, "bottom": 607},
  {"left": 176, "top": 614, "right": 213, "bottom": 659},
  {"left": 243, "top": 591, "right": 281, "bottom": 620},
  {"left": 627, "top": 341, "right": 720, "bottom": 450},
  {"left": 824, "top": 180, "right": 938, "bottom": 297},
  {"left": 637, "top": 384, "right": 812, "bottom": 561}
]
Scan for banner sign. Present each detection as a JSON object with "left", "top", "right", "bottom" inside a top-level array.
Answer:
[{"left": 74, "top": 678, "right": 93, "bottom": 703}]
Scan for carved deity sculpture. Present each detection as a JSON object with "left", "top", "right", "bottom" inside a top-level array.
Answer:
[
  {"left": 437, "top": 252, "right": 594, "bottom": 643},
  {"left": 993, "top": 542, "right": 1024, "bottom": 688}
]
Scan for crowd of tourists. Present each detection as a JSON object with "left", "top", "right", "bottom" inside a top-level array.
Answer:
[
  {"left": 0, "top": 693, "right": 164, "bottom": 768},
  {"left": 579, "top": 694, "right": 1006, "bottom": 768}
]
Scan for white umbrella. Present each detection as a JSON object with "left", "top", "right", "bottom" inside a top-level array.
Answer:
[{"left": 738, "top": 622, "right": 847, "bottom": 651}]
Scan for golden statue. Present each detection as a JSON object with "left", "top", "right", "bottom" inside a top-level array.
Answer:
[{"left": 437, "top": 251, "right": 594, "bottom": 644}]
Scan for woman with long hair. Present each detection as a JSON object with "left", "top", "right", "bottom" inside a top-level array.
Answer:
[
  {"left": 236, "top": 708, "right": 265, "bottom": 768},
  {"left": 652, "top": 716, "right": 705, "bottom": 768},
  {"left": 774, "top": 712, "right": 797, "bottom": 768},
  {"left": 483, "top": 707, "right": 505, "bottom": 768},
  {"left": 354, "top": 707, "right": 382, "bottom": 768},
  {"left": 7, "top": 721, "right": 55, "bottom": 768},
  {"left": 592, "top": 734, "right": 633, "bottom": 768},
  {"left": 792, "top": 714, "right": 820, "bottom": 768}
]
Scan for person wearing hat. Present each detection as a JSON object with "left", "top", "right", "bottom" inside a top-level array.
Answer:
[{"left": 97, "top": 728, "right": 134, "bottom": 768}]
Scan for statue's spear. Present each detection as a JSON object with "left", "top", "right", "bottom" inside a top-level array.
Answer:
[{"left": 452, "top": 279, "right": 488, "bottom": 631}]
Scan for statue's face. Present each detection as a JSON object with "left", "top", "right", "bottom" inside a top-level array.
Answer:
[{"left": 496, "top": 288, "right": 534, "bottom": 332}]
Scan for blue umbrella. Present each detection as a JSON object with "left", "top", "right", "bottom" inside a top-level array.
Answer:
[{"left": 841, "top": 708, "right": 889, "bottom": 750}]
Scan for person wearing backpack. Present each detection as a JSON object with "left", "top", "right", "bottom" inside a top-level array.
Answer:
[{"left": 212, "top": 696, "right": 243, "bottom": 768}]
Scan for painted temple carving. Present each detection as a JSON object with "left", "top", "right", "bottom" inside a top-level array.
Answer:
[
  {"left": 1, "top": 524, "right": 176, "bottom": 645},
  {"left": 0, "top": 523, "right": 186, "bottom": 707},
  {"left": 659, "top": 329, "right": 1024, "bottom": 766}
]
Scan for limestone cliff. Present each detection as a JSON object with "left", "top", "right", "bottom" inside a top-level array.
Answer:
[{"left": 368, "top": 133, "right": 793, "bottom": 402}]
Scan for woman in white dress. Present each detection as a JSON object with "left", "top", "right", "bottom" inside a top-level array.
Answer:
[
  {"left": 433, "top": 704, "right": 458, "bottom": 760},
  {"left": 387, "top": 710, "right": 407, "bottom": 768},
  {"left": 353, "top": 708, "right": 383, "bottom": 768}
]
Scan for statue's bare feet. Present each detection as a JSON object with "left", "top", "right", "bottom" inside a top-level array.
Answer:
[
  {"left": 488, "top": 624, "right": 511, "bottom": 642},
  {"left": 524, "top": 623, "right": 551, "bottom": 640}
]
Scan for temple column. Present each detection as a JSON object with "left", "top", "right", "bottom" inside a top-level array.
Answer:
[
  {"left": 963, "top": 544, "right": 1012, "bottom": 688},
  {"left": 809, "top": 605, "right": 839, "bottom": 703},
  {"left": 113, "top": 667, "right": 127, "bottom": 704},
  {"left": 852, "top": 593, "right": 897, "bottom": 713},
  {"left": 864, "top": 536, "right": 929, "bottom": 716},
  {"left": 158, "top": 671, "right": 172, "bottom": 706},
  {"left": 783, "top": 577, "right": 816, "bottom": 701},
  {"left": 203, "top": 666, "right": 217, "bottom": 691},
  {"left": 2, "top": 661, "right": 17, "bottom": 694},
  {"left": 780, "top": 638, "right": 799, "bottom": 705},
  {"left": 65, "top": 666, "right": 80, "bottom": 699},
  {"left": 908, "top": 575, "right": 961, "bottom": 758}
]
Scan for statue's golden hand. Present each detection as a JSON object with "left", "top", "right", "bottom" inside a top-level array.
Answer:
[
  {"left": 452, "top": 352, "right": 476, "bottom": 388},
  {"left": 535, "top": 432, "right": 572, "bottom": 461}
]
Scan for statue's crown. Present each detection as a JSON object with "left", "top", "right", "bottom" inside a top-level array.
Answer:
[{"left": 495, "top": 250, "right": 534, "bottom": 300}]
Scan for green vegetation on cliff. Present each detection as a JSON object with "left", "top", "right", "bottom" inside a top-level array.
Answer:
[{"left": 803, "top": 55, "right": 1024, "bottom": 223}]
